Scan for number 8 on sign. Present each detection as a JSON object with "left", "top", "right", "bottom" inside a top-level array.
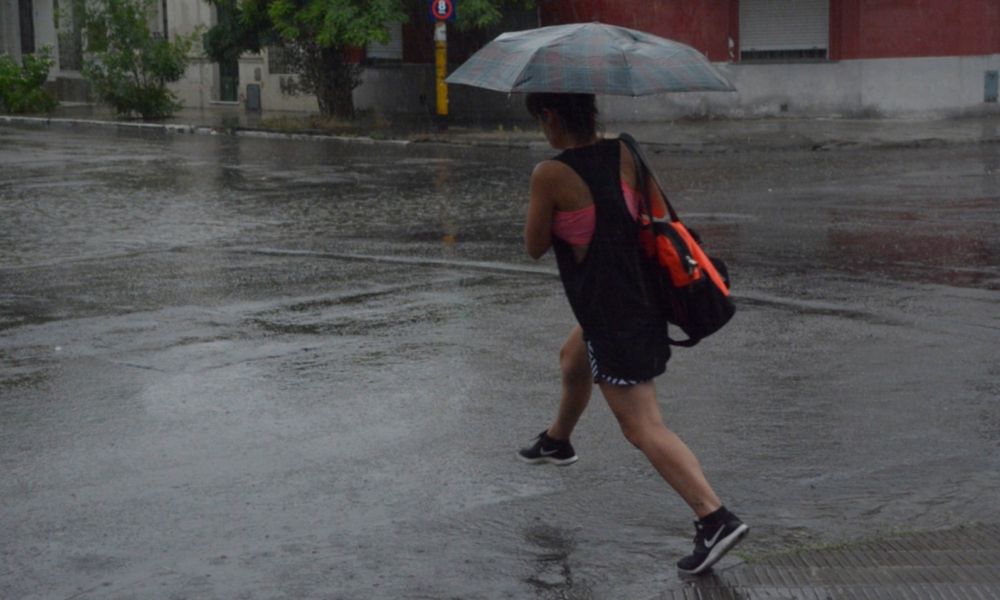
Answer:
[{"left": 430, "top": 0, "right": 454, "bottom": 21}]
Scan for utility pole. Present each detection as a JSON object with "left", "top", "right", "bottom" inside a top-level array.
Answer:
[{"left": 430, "top": 0, "right": 455, "bottom": 131}]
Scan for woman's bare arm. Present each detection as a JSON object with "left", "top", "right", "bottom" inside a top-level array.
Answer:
[{"left": 524, "top": 160, "right": 561, "bottom": 259}]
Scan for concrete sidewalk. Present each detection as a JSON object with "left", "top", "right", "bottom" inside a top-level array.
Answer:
[
  {"left": 4, "top": 103, "right": 1000, "bottom": 152},
  {"left": 424, "top": 112, "right": 1000, "bottom": 153}
]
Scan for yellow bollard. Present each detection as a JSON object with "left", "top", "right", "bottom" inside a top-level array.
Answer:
[{"left": 434, "top": 21, "right": 448, "bottom": 123}]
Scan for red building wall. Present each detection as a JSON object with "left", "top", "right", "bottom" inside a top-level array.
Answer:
[
  {"left": 537, "top": 0, "right": 1000, "bottom": 62},
  {"left": 537, "top": 0, "right": 734, "bottom": 62},
  {"left": 834, "top": 0, "right": 1000, "bottom": 60}
]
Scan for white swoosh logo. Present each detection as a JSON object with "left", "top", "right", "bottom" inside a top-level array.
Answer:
[
  {"left": 704, "top": 525, "right": 726, "bottom": 549},
  {"left": 540, "top": 448, "right": 561, "bottom": 456}
]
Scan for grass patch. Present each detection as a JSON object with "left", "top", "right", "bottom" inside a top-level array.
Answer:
[{"left": 258, "top": 110, "right": 392, "bottom": 135}]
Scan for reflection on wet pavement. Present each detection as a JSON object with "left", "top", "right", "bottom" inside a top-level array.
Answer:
[{"left": 523, "top": 524, "right": 577, "bottom": 594}]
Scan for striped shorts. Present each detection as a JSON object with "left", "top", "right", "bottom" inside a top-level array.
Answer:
[{"left": 586, "top": 341, "right": 644, "bottom": 387}]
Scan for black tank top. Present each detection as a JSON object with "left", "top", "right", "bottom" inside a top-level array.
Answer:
[{"left": 552, "top": 139, "right": 670, "bottom": 381}]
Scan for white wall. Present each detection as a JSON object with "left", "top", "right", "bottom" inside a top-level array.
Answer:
[
  {"left": 237, "top": 53, "right": 319, "bottom": 113},
  {"left": 170, "top": 57, "right": 214, "bottom": 108},
  {"left": 598, "top": 54, "right": 1000, "bottom": 120},
  {"left": 0, "top": 0, "right": 18, "bottom": 58},
  {"left": 163, "top": 0, "right": 217, "bottom": 108},
  {"left": 856, "top": 55, "right": 1000, "bottom": 115},
  {"left": 31, "top": 0, "right": 56, "bottom": 57},
  {"left": 170, "top": 0, "right": 213, "bottom": 36}
]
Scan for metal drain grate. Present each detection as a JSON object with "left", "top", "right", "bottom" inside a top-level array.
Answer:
[{"left": 662, "top": 524, "right": 1000, "bottom": 600}]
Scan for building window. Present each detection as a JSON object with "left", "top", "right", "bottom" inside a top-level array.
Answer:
[
  {"left": 56, "top": 0, "right": 84, "bottom": 71},
  {"left": 149, "top": 0, "right": 167, "bottom": 39},
  {"left": 19, "top": 0, "right": 35, "bottom": 55},
  {"left": 365, "top": 22, "right": 403, "bottom": 63},
  {"left": 160, "top": 0, "right": 168, "bottom": 38},
  {"left": 267, "top": 46, "right": 298, "bottom": 75},
  {"left": 739, "top": 0, "right": 829, "bottom": 62}
]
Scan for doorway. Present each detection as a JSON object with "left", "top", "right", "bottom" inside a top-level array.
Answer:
[{"left": 216, "top": 2, "right": 239, "bottom": 101}]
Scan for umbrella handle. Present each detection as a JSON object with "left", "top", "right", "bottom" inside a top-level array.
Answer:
[{"left": 620, "top": 133, "right": 680, "bottom": 223}]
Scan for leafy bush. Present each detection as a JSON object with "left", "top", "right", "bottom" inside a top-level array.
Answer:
[
  {"left": 83, "top": 0, "right": 196, "bottom": 119},
  {"left": 0, "top": 48, "right": 59, "bottom": 114}
]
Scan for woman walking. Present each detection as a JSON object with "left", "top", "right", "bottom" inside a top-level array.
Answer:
[{"left": 516, "top": 92, "right": 748, "bottom": 575}]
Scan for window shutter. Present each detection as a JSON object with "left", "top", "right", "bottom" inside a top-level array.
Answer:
[
  {"left": 740, "top": 0, "right": 829, "bottom": 55},
  {"left": 367, "top": 22, "right": 403, "bottom": 61}
]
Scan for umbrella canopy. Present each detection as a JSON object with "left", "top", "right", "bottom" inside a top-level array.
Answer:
[{"left": 445, "top": 22, "right": 735, "bottom": 96}]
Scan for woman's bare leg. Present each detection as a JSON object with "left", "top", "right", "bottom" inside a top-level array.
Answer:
[
  {"left": 546, "top": 325, "right": 592, "bottom": 441},
  {"left": 600, "top": 380, "right": 722, "bottom": 518}
]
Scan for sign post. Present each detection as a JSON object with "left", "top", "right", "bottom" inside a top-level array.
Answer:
[
  {"left": 435, "top": 21, "right": 448, "bottom": 119},
  {"left": 430, "top": 0, "right": 455, "bottom": 130}
]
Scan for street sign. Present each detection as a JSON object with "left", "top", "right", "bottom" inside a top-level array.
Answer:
[{"left": 429, "top": 0, "right": 455, "bottom": 22}]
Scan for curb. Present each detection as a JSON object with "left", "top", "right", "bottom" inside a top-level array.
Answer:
[
  {"left": 0, "top": 115, "right": 412, "bottom": 147},
  {"left": 1, "top": 115, "right": 213, "bottom": 135},
  {"left": 4, "top": 114, "right": 1000, "bottom": 152}
]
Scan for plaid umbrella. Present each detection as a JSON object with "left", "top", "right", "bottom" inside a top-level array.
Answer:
[{"left": 445, "top": 22, "right": 735, "bottom": 96}]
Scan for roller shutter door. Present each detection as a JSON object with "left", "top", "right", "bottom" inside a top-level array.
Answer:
[
  {"left": 740, "top": 0, "right": 829, "bottom": 60},
  {"left": 367, "top": 22, "right": 403, "bottom": 61}
]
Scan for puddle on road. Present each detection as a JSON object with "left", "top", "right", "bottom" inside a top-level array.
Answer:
[
  {"left": 825, "top": 225, "right": 999, "bottom": 288},
  {"left": 523, "top": 524, "right": 578, "bottom": 593}
]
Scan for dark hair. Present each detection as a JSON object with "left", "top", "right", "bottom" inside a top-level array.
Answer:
[{"left": 525, "top": 93, "right": 599, "bottom": 139}]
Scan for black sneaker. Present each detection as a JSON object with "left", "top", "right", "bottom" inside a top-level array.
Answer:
[
  {"left": 676, "top": 510, "right": 749, "bottom": 575},
  {"left": 517, "top": 430, "right": 578, "bottom": 466}
]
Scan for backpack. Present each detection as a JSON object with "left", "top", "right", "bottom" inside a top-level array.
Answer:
[{"left": 620, "top": 133, "right": 735, "bottom": 347}]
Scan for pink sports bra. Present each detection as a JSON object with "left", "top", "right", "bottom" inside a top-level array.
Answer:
[{"left": 552, "top": 180, "right": 640, "bottom": 246}]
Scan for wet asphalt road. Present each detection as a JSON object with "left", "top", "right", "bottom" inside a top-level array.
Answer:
[{"left": 1, "top": 124, "right": 998, "bottom": 600}]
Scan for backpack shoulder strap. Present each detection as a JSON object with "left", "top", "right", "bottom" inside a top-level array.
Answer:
[
  {"left": 620, "top": 134, "right": 705, "bottom": 348},
  {"left": 619, "top": 133, "right": 680, "bottom": 223}
]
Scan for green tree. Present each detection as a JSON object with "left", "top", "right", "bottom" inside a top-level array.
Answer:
[
  {"left": 204, "top": 0, "right": 533, "bottom": 119},
  {"left": 0, "top": 47, "right": 59, "bottom": 114},
  {"left": 82, "top": 0, "right": 198, "bottom": 119}
]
